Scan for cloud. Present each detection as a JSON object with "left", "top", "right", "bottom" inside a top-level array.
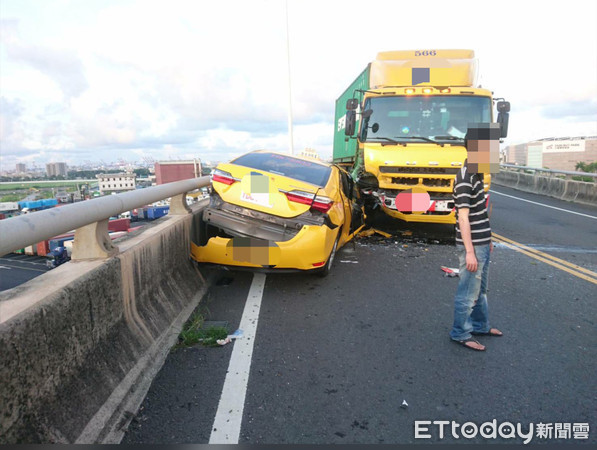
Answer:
[
  {"left": 540, "top": 99, "right": 597, "bottom": 121},
  {"left": 4, "top": 43, "right": 88, "bottom": 100},
  {"left": 1, "top": 0, "right": 596, "bottom": 168}
]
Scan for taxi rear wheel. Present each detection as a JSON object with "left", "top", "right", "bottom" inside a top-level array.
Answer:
[{"left": 317, "top": 233, "right": 340, "bottom": 277}]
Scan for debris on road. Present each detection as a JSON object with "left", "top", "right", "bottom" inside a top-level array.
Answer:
[
  {"left": 229, "top": 329, "right": 243, "bottom": 339},
  {"left": 216, "top": 337, "right": 232, "bottom": 346},
  {"left": 216, "top": 329, "right": 244, "bottom": 346},
  {"left": 358, "top": 228, "right": 392, "bottom": 238},
  {"left": 401, "top": 400, "right": 409, "bottom": 409},
  {"left": 441, "top": 266, "right": 460, "bottom": 277}
]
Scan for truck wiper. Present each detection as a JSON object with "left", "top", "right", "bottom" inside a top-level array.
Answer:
[
  {"left": 393, "top": 136, "right": 444, "bottom": 147},
  {"left": 432, "top": 135, "right": 465, "bottom": 142},
  {"left": 367, "top": 137, "right": 406, "bottom": 146}
]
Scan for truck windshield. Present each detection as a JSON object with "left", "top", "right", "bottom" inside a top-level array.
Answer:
[{"left": 360, "top": 95, "right": 492, "bottom": 143}]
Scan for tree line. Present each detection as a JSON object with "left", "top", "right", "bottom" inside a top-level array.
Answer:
[{"left": 575, "top": 161, "right": 597, "bottom": 173}]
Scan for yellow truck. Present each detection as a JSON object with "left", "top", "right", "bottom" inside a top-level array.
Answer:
[{"left": 333, "top": 49, "right": 510, "bottom": 224}]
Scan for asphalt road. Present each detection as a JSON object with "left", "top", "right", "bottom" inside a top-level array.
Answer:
[
  {"left": 122, "top": 188, "right": 597, "bottom": 445},
  {"left": 0, "top": 254, "right": 50, "bottom": 291}
]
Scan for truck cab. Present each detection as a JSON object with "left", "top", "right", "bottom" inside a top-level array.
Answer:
[{"left": 334, "top": 50, "right": 510, "bottom": 224}]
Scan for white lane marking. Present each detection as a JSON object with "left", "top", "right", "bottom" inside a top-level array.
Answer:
[
  {"left": 209, "top": 272, "right": 266, "bottom": 444},
  {"left": 490, "top": 190, "right": 597, "bottom": 220}
]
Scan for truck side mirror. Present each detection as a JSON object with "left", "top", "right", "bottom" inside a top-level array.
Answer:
[
  {"left": 497, "top": 101, "right": 510, "bottom": 113},
  {"left": 346, "top": 98, "right": 359, "bottom": 111},
  {"left": 497, "top": 101, "right": 510, "bottom": 138},
  {"left": 345, "top": 110, "right": 356, "bottom": 136}
]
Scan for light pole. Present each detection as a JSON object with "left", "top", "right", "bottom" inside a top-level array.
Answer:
[{"left": 285, "top": 0, "right": 294, "bottom": 155}]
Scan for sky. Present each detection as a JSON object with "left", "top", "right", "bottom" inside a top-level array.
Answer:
[{"left": 1, "top": 0, "right": 596, "bottom": 170}]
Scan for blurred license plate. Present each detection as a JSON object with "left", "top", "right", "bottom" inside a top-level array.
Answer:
[
  {"left": 241, "top": 191, "right": 272, "bottom": 208},
  {"left": 434, "top": 200, "right": 451, "bottom": 211}
]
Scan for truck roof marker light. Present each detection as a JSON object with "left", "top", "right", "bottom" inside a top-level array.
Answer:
[
  {"left": 405, "top": 88, "right": 415, "bottom": 95},
  {"left": 422, "top": 88, "right": 433, "bottom": 94},
  {"left": 440, "top": 88, "right": 451, "bottom": 93}
]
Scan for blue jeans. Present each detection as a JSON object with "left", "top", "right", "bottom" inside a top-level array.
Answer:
[{"left": 450, "top": 244, "right": 492, "bottom": 341}]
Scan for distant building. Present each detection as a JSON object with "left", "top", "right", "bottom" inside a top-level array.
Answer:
[
  {"left": 16, "top": 163, "right": 26, "bottom": 173},
  {"left": 155, "top": 160, "right": 202, "bottom": 185},
  {"left": 96, "top": 173, "right": 137, "bottom": 194},
  {"left": 46, "top": 162, "right": 68, "bottom": 177},
  {"left": 505, "top": 143, "right": 528, "bottom": 166},
  {"left": 504, "top": 136, "right": 597, "bottom": 171}
]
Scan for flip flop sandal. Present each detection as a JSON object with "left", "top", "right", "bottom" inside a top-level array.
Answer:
[
  {"left": 453, "top": 337, "right": 485, "bottom": 351},
  {"left": 472, "top": 328, "right": 503, "bottom": 337}
]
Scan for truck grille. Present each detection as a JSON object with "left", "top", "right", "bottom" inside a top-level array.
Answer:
[
  {"left": 390, "top": 177, "right": 452, "bottom": 188},
  {"left": 422, "top": 178, "right": 452, "bottom": 188},
  {"left": 390, "top": 177, "right": 419, "bottom": 185},
  {"left": 379, "top": 166, "right": 460, "bottom": 175}
]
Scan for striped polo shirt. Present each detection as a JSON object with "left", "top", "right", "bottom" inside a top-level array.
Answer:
[{"left": 453, "top": 165, "right": 492, "bottom": 246}]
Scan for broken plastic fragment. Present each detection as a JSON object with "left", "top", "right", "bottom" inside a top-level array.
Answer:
[
  {"left": 228, "top": 329, "right": 243, "bottom": 339},
  {"left": 441, "top": 266, "right": 460, "bottom": 277},
  {"left": 217, "top": 337, "right": 232, "bottom": 346},
  {"left": 357, "top": 228, "right": 392, "bottom": 238},
  {"left": 372, "top": 229, "right": 392, "bottom": 238},
  {"left": 401, "top": 400, "right": 408, "bottom": 408}
]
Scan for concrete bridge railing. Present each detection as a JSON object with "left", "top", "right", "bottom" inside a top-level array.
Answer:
[
  {"left": 0, "top": 177, "right": 217, "bottom": 444},
  {"left": 493, "top": 164, "right": 597, "bottom": 206}
]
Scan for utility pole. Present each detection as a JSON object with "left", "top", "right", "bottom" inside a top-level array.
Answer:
[{"left": 285, "top": 0, "right": 294, "bottom": 155}]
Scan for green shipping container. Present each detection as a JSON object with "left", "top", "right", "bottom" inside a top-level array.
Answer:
[{"left": 332, "top": 65, "right": 371, "bottom": 164}]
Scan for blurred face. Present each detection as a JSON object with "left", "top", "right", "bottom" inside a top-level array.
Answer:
[
  {"left": 465, "top": 124, "right": 501, "bottom": 174},
  {"left": 467, "top": 139, "right": 500, "bottom": 173}
]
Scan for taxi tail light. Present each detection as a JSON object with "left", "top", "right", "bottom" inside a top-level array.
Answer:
[
  {"left": 312, "top": 261, "right": 326, "bottom": 267},
  {"left": 212, "top": 169, "right": 237, "bottom": 185},
  {"left": 284, "top": 190, "right": 333, "bottom": 213},
  {"left": 311, "top": 196, "right": 333, "bottom": 213}
]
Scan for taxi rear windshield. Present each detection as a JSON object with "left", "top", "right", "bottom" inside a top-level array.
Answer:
[{"left": 231, "top": 152, "right": 331, "bottom": 187}]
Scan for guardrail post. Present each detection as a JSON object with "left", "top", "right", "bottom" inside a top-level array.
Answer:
[
  {"left": 168, "top": 193, "right": 191, "bottom": 215},
  {"left": 71, "top": 219, "right": 119, "bottom": 260}
]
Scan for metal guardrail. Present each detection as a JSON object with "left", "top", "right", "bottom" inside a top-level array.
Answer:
[
  {"left": 0, "top": 176, "right": 210, "bottom": 258},
  {"left": 500, "top": 164, "right": 597, "bottom": 179}
]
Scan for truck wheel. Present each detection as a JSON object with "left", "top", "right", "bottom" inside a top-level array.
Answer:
[{"left": 317, "top": 233, "right": 340, "bottom": 277}]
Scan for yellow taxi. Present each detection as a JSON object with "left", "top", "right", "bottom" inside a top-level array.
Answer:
[{"left": 191, "top": 150, "right": 365, "bottom": 276}]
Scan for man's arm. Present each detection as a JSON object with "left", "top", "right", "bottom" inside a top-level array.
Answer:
[{"left": 458, "top": 207, "right": 478, "bottom": 272}]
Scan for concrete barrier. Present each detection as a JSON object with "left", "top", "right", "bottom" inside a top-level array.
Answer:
[
  {"left": 492, "top": 171, "right": 597, "bottom": 207},
  {"left": 0, "top": 203, "right": 215, "bottom": 443}
]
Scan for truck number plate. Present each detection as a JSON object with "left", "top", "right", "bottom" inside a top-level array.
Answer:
[{"left": 434, "top": 200, "right": 451, "bottom": 211}]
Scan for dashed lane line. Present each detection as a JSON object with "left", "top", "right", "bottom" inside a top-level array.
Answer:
[{"left": 0, "top": 263, "right": 47, "bottom": 273}]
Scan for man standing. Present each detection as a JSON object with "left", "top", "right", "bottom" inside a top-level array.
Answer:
[{"left": 450, "top": 123, "right": 503, "bottom": 351}]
